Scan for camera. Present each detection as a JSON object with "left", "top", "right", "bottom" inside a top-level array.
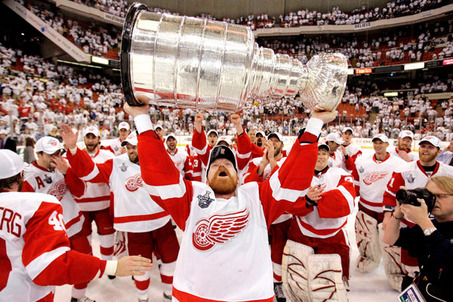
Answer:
[{"left": 395, "top": 188, "right": 436, "bottom": 213}]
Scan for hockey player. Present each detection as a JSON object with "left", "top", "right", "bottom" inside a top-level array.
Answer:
[
  {"left": 283, "top": 143, "right": 355, "bottom": 302},
  {"left": 352, "top": 134, "right": 406, "bottom": 275},
  {"left": 106, "top": 121, "right": 131, "bottom": 156},
  {"left": 192, "top": 113, "right": 253, "bottom": 183},
  {"left": 0, "top": 149, "right": 152, "bottom": 302},
  {"left": 341, "top": 127, "right": 362, "bottom": 170},
  {"left": 165, "top": 133, "right": 191, "bottom": 178},
  {"left": 206, "top": 129, "right": 219, "bottom": 146},
  {"left": 20, "top": 136, "right": 93, "bottom": 302},
  {"left": 388, "top": 130, "right": 418, "bottom": 162},
  {"left": 123, "top": 97, "right": 336, "bottom": 302},
  {"left": 383, "top": 135, "right": 453, "bottom": 291},
  {"left": 325, "top": 132, "right": 354, "bottom": 171},
  {"left": 59, "top": 129, "right": 180, "bottom": 302},
  {"left": 73, "top": 126, "right": 116, "bottom": 276},
  {"left": 243, "top": 132, "right": 290, "bottom": 302}
]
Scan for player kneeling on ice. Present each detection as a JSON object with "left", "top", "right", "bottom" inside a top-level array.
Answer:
[
  {"left": 124, "top": 96, "right": 336, "bottom": 302},
  {"left": 0, "top": 149, "right": 152, "bottom": 302},
  {"left": 282, "top": 143, "right": 355, "bottom": 302}
]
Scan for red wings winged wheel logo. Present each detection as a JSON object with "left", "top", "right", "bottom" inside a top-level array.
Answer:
[{"left": 192, "top": 208, "right": 250, "bottom": 251}]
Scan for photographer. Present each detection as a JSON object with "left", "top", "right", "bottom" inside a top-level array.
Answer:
[{"left": 383, "top": 176, "right": 453, "bottom": 302}]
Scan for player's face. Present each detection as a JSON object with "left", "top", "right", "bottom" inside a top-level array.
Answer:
[
  {"left": 342, "top": 131, "right": 353, "bottom": 143},
  {"left": 426, "top": 181, "right": 453, "bottom": 222},
  {"left": 84, "top": 133, "right": 100, "bottom": 153},
  {"left": 119, "top": 129, "right": 130, "bottom": 140},
  {"left": 327, "top": 141, "right": 338, "bottom": 152},
  {"left": 126, "top": 143, "right": 138, "bottom": 163},
  {"left": 269, "top": 137, "right": 283, "bottom": 157},
  {"left": 37, "top": 150, "right": 62, "bottom": 171},
  {"left": 398, "top": 137, "right": 412, "bottom": 152},
  {"left": 315, "top": 149, "right": 329, "bottom": 170},
  {"left": 418, "top": 142, "right": 440, "bottom": 165},
  {"left": 207, "top": 158, "right": 238, "bottom": 195},
  {"left": 373, "top": 140, "right": 388, "bottom": 155},
  {"left": 166, "top": 137, "right": 177, "bottom": 151},
  {"left": 208, "top": 133, "right": 218, "bottom": 146},
  {"left": 256, "top": 134, "right": 265, "bottom": 148}
]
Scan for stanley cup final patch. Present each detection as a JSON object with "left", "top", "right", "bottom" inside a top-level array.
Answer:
[{"left": 198, "top": 191, "right": 215, "bottom": 209}]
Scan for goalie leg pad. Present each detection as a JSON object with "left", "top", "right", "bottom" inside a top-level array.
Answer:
[
  {"left": 308, "top": 254, "right": 348, "bottom": 302},
  {"left": 355, "top": 210, "right": 381, "bottom": 273},
  {"left": 379, "top": 225, "right": 405, "bottom": 291},
  {"left": 282, "top": 240, "right": 314, "bottom": 302}
]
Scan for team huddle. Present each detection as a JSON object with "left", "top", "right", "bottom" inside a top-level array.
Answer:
[{"left": 1, "top": 100, "right": 452, "bottom": 302}]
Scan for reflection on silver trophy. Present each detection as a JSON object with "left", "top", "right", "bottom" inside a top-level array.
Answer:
[{"left": 121, "top": 3, "right": 348, "bottom": 112}]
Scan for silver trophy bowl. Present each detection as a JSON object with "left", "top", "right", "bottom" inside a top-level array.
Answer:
[{"left": 121, "top": 3, "right": 348, "bottom": 112}]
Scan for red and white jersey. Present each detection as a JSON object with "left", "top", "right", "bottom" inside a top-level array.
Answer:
[
  {"left": 72, "top": 149, "right": 114, "bottom": 211},
  {"left": 292, "top": 167, "right": 355, "bottom": 239},
  {"left": 353, "top": 153, "right": 405, "bottom": 213},
  {"left": 0, "top": 192, "right": 106, "bottom": 302},
  {"left": 66, "top": 150, "right": 171, "bottom": 233},
  {"left": 136, "top": 116, "right": 323, "bottom": 302},
  {"left": 328, "top": 150, "right": 347, "bottom": 171},
  {"left": 167, "top": 148, "right": 189, "bottom": 177},
  {"left": 192, "top": 129, "right": 253, "bottom": 182},
  {"left": 22, "top": 163, "right": 84, "bottom": 238},
  {"left": 243, "top": 156, "right": 292, "bottom": 224},
  {"left": 106, "top": 137, "right": 125, "bottom": 156},
  {"left": 344, "top": 142, "right": 362, "bottom": 158},
  {"left": 388, "top": 147, "right": 419, "bottom": 162},
  {"left": 383, "top": 160, "right": 453, "bottom": 225}
]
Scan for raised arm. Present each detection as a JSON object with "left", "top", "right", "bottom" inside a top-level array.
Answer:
[
  {"left": 124, "top": 100, "right": 193, "bottom": 230},
  {"left": 260, "top": 110, "right": 336, "bottom": 225}
]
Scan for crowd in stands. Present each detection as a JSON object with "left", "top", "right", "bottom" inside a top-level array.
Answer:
[
  {"left": 258, "top": 19, "right": 453, "bottom": 68},
  {"left": 13, "top": 0, "right": 453, "bottom": 66},
  {"left": 66, "top": 0, "right": 448, "bottom": 31},
  {"left": 0, "top": 35, "right": 452, "bottom": 149}
]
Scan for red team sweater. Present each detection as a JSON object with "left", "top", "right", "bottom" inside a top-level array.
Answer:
[
  {"left": 135, "top": 115, "right": 323, "bottom": 302},
  {"left": 0, "top": 192, "right": 107, "bottom": 302}
]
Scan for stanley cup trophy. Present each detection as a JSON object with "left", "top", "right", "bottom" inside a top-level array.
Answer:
[{"left": 121, "top": 3, "right": 348, "bottom": 112}]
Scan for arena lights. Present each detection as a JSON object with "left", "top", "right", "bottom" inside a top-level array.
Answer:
[
  {"left": 384, "top": 92, "right": 398, "bottom": 97},
  {"left": 92, "top": 56, "right": 110, "bottom": 65},
  {"left": 404, "top": 62, "right": 425, "bottom": 70},
  {"left": 57, "top": 59, "right": 103, "bottom": 69},
  {"left": 443, "top": 59, "right": 453, "bottom": 66}
]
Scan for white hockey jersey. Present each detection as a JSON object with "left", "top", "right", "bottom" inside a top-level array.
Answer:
[
  {"left": 66, "top": 151, "right": 171, "bottom": 233},
  {"left": 353, "top": 153, "right": 406, "bottom": 213},
  {"left": 293, "top": 167, "right": 355, "bottom": 239},
  {"left": 22, "top": 163, "right": 84, "bottom": 238},
  {"left": 388, "top": 147, "right": 419, "bottom": 162},
  {"left": 106, "top": 137, "right": 125, "bottom": 156},
  {"left": 384, "top": 160, "right": 453, "bottom": 225},
  {"left": 167, "top": 148, "right": 188, "bottom": 177},
  {"left": 72, "top": 149, "right": 114, "bottom": 211},
  {"left": 137, "top": 117, "right": 322, "bottom": 302}
]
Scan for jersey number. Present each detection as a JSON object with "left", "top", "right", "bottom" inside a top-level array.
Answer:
[
  {"left": 48, "top": 211, "right": 66, "bottom": 232},
  {"left": 0, "top": 238, "right": 12, "bottom": 291}
]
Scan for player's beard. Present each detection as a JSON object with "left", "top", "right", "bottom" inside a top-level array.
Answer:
[
  {"left": 274, "top": 145, "right": 282, "bottom": 157},
  {"left": 208, "top": 167, "right": 237, "bottom": 195},
  {"left": 86, "top": 143, "right": 97, "bottom": 153},
  {"left": 419, "top": 152, "right": 437, "bottom": 164},
  {"left": 128, "top": 152, "right": 139, "bottom": 164}
]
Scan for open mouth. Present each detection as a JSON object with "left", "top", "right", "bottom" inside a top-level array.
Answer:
[{"left": 219, "top": 171, "right": 228, "bottom": 177}]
